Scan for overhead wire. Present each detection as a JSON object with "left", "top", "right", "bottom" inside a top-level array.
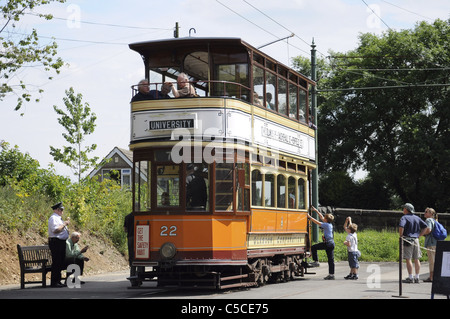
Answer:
[
  {"left": 361, "top": 0, "right": 392, "bottom": 30},
  {"left": 380, "top": 0, "right": 434, "bottom": 21},
  {"left": 215, "top": 0, "right": 312, "bottom": 58},
  {"left": 26, "top": 12, "right": 172, "bottom": 31}
]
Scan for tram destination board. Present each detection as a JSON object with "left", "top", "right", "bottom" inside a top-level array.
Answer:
[
  {"left": 148, "top": 118, "right": 195, "bottom": 131},
  {"left": 431, "top": 240, "right": 450, "bottom": 298}
]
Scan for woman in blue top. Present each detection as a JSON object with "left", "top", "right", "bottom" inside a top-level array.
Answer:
[{"left": 307, "top": 206, "right": 335, "bottom": 280}]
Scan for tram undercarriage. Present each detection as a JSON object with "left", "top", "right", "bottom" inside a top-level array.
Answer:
[{"left": 129, "top": 252, "right": 312, "bottom": 289}]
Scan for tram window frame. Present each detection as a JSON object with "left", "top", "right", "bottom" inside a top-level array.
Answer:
[
  {"left": 133, "top": 159, "right": 151, "bottom": 212},
  {"left": 278, "top": 77, "right": 288, "bottom": 116},
  {"left": 156, "top": 164, "right": 181, "bottom": 209},
  {"left": 251, "top": 169, "right": 263, "bottom": 207},
  {"left": 214, "top": 162, "right": 235, "bottom": 212},
  {"left": 289, "top": 83, "right": 299, "bottom": 120},
  {"left": 252, "top": 65, "right": 264, "bottom": 107},
  {"left": 277, "top": 174, "right": 286, "bottom": 208},
  {"left": 264, "top": 173, "right": 275, "bottom": 208},
  {"left": 236, "top": 162, "right": 250, "bottom": 213},
  {"left": 186, "top": 162, "right": 210, "bottom": 212},
  {"left": 215, "top": 63, "right": 249, "bottom": 99},
  {"left": 288, "top": 176, "right": 296, "bottom": 209},
  {"left": 299, "top": 88, "right": 307, "bottom": 123},
  {"left": 298, "top": 178, "right": 306, "bottom": 209},
  {"left": 265, "top": 71, "right": 277, "bottom": 111}
]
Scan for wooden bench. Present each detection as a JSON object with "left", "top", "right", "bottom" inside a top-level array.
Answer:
[{"left": 17, "top": 244, "right": 53, "bottom": 289}]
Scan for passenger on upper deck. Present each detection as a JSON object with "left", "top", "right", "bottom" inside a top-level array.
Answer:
[
  {"left": 169, "top": 73, "right": 197, "bottom": 98},
  {"left": 149, "top": 82, "right": 172, "bottom": 99},
  {"left": 266, "top": 93, "right": 275, "bottom": 110},
  {"left": 131, "top": 79, "right": 152, "bottom": 102}
]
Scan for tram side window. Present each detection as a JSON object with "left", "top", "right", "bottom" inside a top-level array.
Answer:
[
  {"left": 253, "top": 66, "right": 264, "bottom": 107},
  {"left": 216, "top": 64, "right": 248, "bottom": 100},
  {"left": 134, "top": 160, "right": 151, "bottom": 211},
  {"left": 278, "top": 78, "right": 287, "bottom": 116},
  {"left": 215, "top": 163, "right": 234, "bottom": 211},
  {"left": 251, "top": 170, "right": 263, "bottom": 206},
  {"left": 299, "top": 89, "right": 307, "bottom": 122},
  {"left": 236, "top": 163, "right": 250, "bottom": 212},
  {"left": 156, "top": 165, "right": 180, "bottom": 207},
  {"left": 186, "top": 163, "right": 209, "bottom": 211},
  {"left": 265, "top": 72, "right": 276, "bottom": 110},
  {"left": 289, "top": 85, "right": 298, "bottom": 120},
  {"left": 298, "top": 179, "right": 306, "bottom": 209},
  {"left": 264, "top": 173, "right": 275, "bottom": 207},
  {"left": 288, "top": 177, "right": 296, "bottom": 209},
  {"left": 277, "top": 175, "right": 286, "bottom": 208}
]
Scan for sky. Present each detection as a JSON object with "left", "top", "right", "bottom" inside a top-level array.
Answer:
[{"left": 1, "top": 0, "right": 449, "bottom": 180}]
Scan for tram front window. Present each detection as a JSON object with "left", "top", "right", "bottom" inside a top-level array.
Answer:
[
  {"left": 186, "top": 163, "right": 209, "bottom": 211},
  {"left": 215, "top": 163, "right": 234, "bottom": 211},
  {"left": 156, "top": 165, "right": 180, "bottom": 207}
]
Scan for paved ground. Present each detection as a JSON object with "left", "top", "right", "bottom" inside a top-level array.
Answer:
[{"left": 0, "top": 261, "right": 447, "bottom": 300}]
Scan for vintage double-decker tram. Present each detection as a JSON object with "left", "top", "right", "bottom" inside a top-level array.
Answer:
[{"left": 128, "top": 37, "right": 316, "bottom": 289}]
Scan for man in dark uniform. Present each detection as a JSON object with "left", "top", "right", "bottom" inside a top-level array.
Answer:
[{"left": 48, "top": 202, "right": 70, "bottom": 287}]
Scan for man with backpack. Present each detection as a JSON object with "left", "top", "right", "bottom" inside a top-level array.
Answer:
[{"left": 423, "top": 207, "right": 448, "bottom": 282}]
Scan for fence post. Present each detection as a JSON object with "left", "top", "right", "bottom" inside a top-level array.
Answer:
[{"left": 393, "top": 236, "right": 408, "bottom": 298}]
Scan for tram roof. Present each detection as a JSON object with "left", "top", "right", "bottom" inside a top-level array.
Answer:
[{"left": 129, "top": 37, "right": 314, "bottom": 84}]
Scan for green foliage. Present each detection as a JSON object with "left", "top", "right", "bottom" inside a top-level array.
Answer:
[
  {"left": 313, "top": 230, "right": 442, "bottom": 263},
  {"left": 64, "top": 178, "right": 131, "bottom": 253},
  {"left": 0, "top": 141, "right": 70, "bottom": 199},
  {"left": 302, "top": 19, "right": 450, "bottom": 212},
  {"left": 50, "top": 87, "right": 99, "bottom": 182},
  {"left": 319, "top": 170, "right": 392, "bottom": 209},
  {"left": 0, "top": 142, "right": 131, "bottom": 254},
  {"left": 0, "top": 0, "right": 66, "bottom": 111}
]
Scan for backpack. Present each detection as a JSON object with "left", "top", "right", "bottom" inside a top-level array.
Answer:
[{"left": 432, "top": 219, "right": 448, "bottom": 240}]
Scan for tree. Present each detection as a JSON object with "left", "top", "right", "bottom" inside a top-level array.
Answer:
[
  {"left": 50, "top": 87, "right": 98, "bottom": 183},
  {"left": 313, "top": 19, "right": 450, "bottom": 212},
  {"left": 1, "top": 0, "right": 66, "bottom": 112}
]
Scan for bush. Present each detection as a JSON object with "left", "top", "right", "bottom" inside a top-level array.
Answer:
[{"left": 0, "top": 141, "right": 132, "bottom": 254}]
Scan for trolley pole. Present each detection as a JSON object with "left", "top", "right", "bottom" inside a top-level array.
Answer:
[
  {"left": 174, "top": 22, "right": 180, "bottom": 38},
  {"left": 311, "top": 39, "right": 319, "bottom": 243}
]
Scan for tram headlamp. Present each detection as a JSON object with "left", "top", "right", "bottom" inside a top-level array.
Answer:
[{"left": 160, "top": 242, "right": 177, "bottom": 259}]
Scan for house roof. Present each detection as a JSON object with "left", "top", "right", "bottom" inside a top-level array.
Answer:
[{"left": 88, "top": 146, "right": 133, "bottom": 179}]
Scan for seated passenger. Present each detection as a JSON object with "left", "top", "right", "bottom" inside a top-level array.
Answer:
[
  {"left": 253, "top": 92, "right": 263, "bottom": 107},
  {"left": 170, "top": 73, "right": 197, "bottom": 98},
  {"left": 65, "top": 232, "right": 89, "bottom": 283},
  {"left": 149, "top": 82, "right": 172, "bottom": 99},
  {"left": 266, "top": 92, "right": 275, "bottom": 110},
  {"left": 131, "top": 79, "right": 153, "bottom": 102},
  {"left": 160, "top": 192, "right": 170, "bottom": 206}
]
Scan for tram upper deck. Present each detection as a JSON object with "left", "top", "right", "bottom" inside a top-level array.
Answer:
[{"left": 129, "top": 37, "right": 316, "bottom": 164}]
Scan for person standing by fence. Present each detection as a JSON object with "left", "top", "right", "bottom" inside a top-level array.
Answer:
[
  {"left": 398, "top": 203, "right": 427, "bottom": 283},
  {"left": 423, "top": 207, "right": 437, "bottom": 282}
]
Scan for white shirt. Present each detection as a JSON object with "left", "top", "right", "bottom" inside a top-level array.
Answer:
[
  {"left": 346, "top": 232, "right": 358, "bottom": 252},
  {"left": 48, "top": 213, "right": 69, "bottom": 240}
]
